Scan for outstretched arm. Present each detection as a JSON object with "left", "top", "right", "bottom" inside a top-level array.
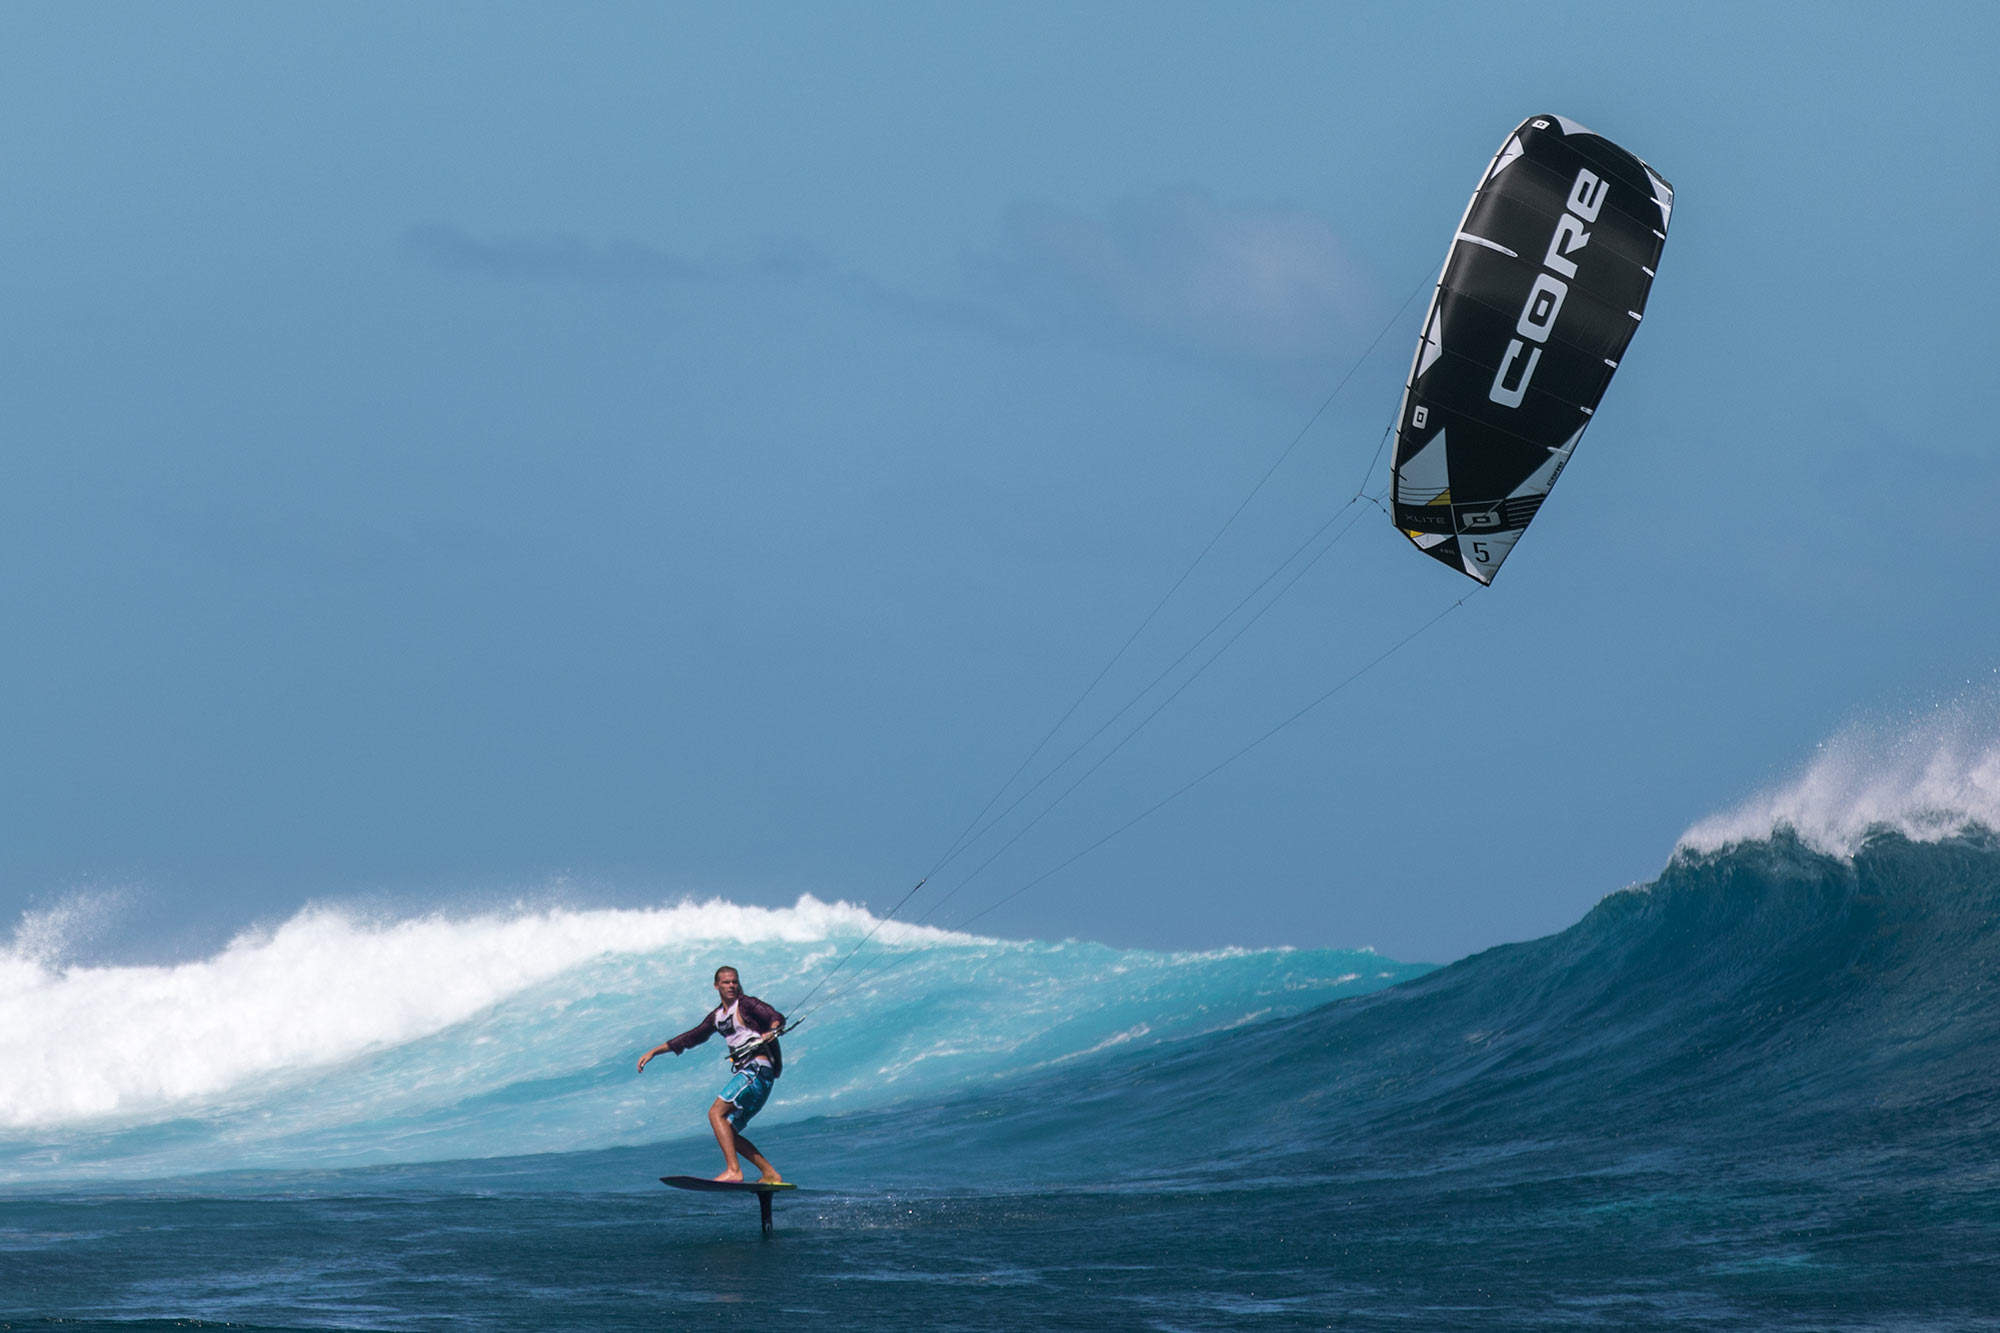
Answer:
[{"left": 637, "top": 1013, "right": 717, "bottom": 1072}]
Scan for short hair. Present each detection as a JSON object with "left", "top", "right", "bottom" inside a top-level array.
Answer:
[{"left": 714, "top": 966, "right": 739, "bottom": 983}]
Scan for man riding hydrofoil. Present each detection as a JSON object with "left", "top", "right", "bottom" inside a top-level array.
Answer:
[{"left": 637, "top": 966, "right": 787, "bottom": 1184}]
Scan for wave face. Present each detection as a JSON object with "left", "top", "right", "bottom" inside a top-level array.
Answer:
[
  {"left": 943, "top": 829, "right": 2000, "bottom": 1191},
  {"left": 0, "top": 894, "right": 1424, "bottom": 1184}
]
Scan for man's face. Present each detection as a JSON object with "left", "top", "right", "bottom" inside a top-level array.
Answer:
[{"left": 714, "top": 970, "right": 741, "bottom": 1003}]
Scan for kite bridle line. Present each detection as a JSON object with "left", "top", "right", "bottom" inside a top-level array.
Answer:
[
  {"left": 779, "top": 265, "right": 1438, "bottom": 1023},
  {"left": 939, "top": 418, "right": 1397, "bottom": 884},
  {"left": 779, "top": 876, "right": 925, "bottom": 1018},
  {"left": 917, "top": 271, "right": 1436, "bottom": 884},
  {"left": 785, "top": 585, "right": 1480, "bottom": 1030},
  {"left": 905, "top": 493, "right": 1380, "bottom": 931}
]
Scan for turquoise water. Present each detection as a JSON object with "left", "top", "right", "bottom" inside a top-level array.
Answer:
[{"left": 6, "top": 831, "right": 2000, "bottom": 1328}]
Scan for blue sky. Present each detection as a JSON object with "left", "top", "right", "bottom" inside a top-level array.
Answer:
[{"left": 4, "top": 3, "right": 1997, "bottom": 962}]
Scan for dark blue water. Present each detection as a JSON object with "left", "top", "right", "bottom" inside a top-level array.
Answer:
[{"left": 6, "top": 830, "right": 1998, "bottom": 1329}]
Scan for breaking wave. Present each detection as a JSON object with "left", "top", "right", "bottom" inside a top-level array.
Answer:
[
  {"left": 1680, "top": 688, "right": 2000, "bottom": 856},
  {"left": 0, "top": 894, "right": 1421, "bottom": 1183}
]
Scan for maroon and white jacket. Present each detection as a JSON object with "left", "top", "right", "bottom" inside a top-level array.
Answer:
[{"left": 666, "top": 995, "right": 786, "bottom": 1079}]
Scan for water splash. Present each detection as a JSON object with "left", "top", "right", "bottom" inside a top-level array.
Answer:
[
  {"left": 1680, "top": 685, "right": 2000, "bottom": 856},
  {"left": 3, "top": 887, "right": 127, "bottom": 969}
]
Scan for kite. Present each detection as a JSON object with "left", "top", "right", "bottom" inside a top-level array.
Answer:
[{"left": 1390, "top": 115, "right": 1673, "bottom": 583}]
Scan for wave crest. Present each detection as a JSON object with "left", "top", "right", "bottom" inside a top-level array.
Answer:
[
  {"left": 1679, "top": 692, "right": 2000, "bottom": 856},
  {"left": 0, "top": 894, "right": 945, "bottom": 1130}
]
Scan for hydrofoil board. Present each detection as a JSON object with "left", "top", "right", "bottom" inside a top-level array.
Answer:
[
  {"left": 660, "top": 1175, "right": 795, "bottom": 1233},
  {"left": 660, "top": 1176, "right": 795, "bottom": 1193}
]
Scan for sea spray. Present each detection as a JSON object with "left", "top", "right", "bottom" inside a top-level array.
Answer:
[{"left": 1681, "top": 691, "right": 2000, "bottom": 856}]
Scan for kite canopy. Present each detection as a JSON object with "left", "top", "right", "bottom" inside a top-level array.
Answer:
[{"left": 1390, "top": 115, "right": 1672, "bottom": 584}]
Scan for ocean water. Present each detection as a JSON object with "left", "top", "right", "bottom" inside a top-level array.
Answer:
[{"left": 6, "top": 724, "right": 2000, "bottom": 1329}]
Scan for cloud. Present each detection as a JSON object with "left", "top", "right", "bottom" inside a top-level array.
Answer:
[
  {"left": 975, "top": 189, "right": 1370, "bottom": 376},
  {"left": 402, "top": 221, "right": 1035, "bottom": 344},
  {"left": 405, "top": 224, "right": 709, "bottom": 286},
  {"left": 399, "top": 196, "right": 1372, "bottom": 383},
  {"left": 843, "top": 274, "right": 1034, "bottom": 344}
]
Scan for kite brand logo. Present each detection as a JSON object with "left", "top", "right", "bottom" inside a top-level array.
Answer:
[{"left": 1489, "top": 167, "right": 1606, "bottom": 410}]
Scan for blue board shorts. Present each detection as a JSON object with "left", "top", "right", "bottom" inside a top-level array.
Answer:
[{"left": 717, "top": 1062, "right": 774, "bottom": 1131}]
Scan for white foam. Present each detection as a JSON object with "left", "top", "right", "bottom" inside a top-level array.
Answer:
[
  {"left": 1679, "top": 687, "right": 2000, "bottom": 857},
  {"left": 0, "top": 894, "right": 967, "bottom": 1130}
]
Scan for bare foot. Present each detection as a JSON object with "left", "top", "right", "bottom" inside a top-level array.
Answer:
[
  {"left": 712, "top": 1168, "right": 744, "bottom": 1183},
  {"left": 757, "top": 1172, "right": 784, "bottom": 1185}
]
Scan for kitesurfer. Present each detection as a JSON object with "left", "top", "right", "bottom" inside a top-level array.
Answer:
[{"left": 637, "top": 966, "right": 787, "bottom": 1184}]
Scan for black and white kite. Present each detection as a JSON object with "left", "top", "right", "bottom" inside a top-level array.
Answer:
[{"left": 1390, "top": 115, "right": 1673, "bottom": 584}]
